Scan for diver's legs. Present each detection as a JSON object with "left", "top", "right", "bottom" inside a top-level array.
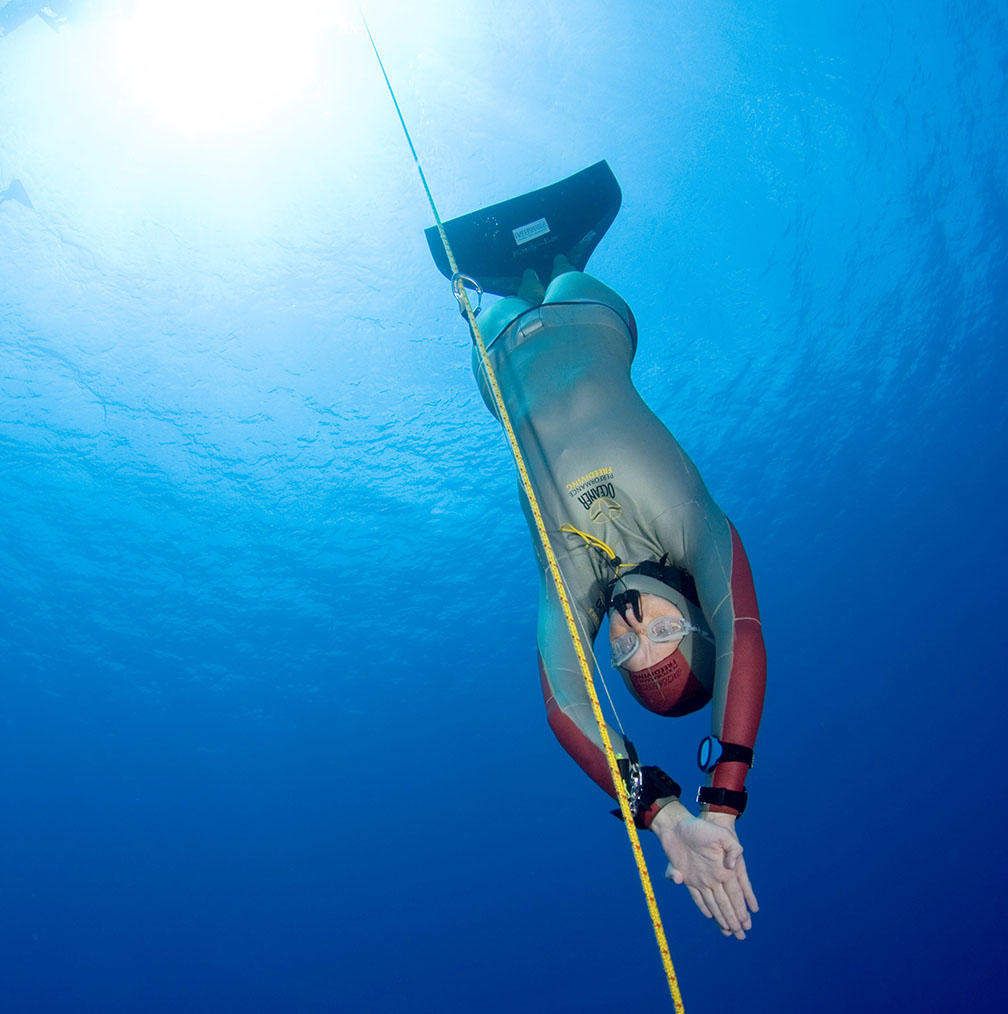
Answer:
[
  {"left": 478, "top": 295, "right": 536, "bottom": 344},
  {"left": 550, "top": 254, "right": 577, "bottom": 280},
  {"left": 480, "top": 264, "right": 632, "bottom": 343},
  {"left": 477, "top": 269, "right": 544, "bottom": 339},
  {"left": 517, "top": 267, "right": 546, "bottom": 304},
  {"left": 542, "top": 261, "right": 632, "bottom": 321}
]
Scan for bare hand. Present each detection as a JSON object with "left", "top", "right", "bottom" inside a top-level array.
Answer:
[{"left": 650, "top": 803, "right": 758, "bottom": 939}]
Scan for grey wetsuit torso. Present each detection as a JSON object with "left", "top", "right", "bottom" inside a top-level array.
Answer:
[{"left": 472, "top": 273, "right": 766, "bottom": 816}]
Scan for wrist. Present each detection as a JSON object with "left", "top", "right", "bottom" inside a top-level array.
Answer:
[
  {"left": 631, "top": 765, "right": 682, "bottom": 829},
  {"left": 648, "top": 798, "right": 690, "bottom": 835},
  {"left": 701, "top": 809, "right": 737, "bottom": 830}
]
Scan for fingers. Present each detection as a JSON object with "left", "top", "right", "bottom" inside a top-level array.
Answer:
[
  {"left": 704, "top": 883, "right": 746, "bottom": 939},
  {"left": 734, "top": 856, "right": 759, "bottom": 912},
  {"left": 662, "top": 823, "right": 757, "bottom": 938},
  {"left": 682, "top": 877, "right": 744, "bottom": 938},
  {"left": 722, "top": 877, "right": 752, "bottom": 935},
  {"left": 680, "top": 869, "right": 755, "bottom": 939},
  {"left": 687, "top": 885, "right": 714, "bottom": 921}
]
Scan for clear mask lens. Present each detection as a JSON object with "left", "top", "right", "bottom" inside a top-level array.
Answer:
[
  {"left": 610, "top": 632, "right": 640, "bottom": 667},
  {"left": 610, "top": 615, "right": 697, "bottom": 668},
  {"left": 647, "top": 616, "right": 695, "bottom": 642}
]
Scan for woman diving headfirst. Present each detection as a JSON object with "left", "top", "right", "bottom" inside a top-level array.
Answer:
[{"left": 430, "top": 163, "right": 767, "bottom": 940}]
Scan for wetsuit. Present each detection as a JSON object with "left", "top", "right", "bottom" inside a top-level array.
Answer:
[{"left": 472, "top": 272, "right": 766, "bottom": 825}]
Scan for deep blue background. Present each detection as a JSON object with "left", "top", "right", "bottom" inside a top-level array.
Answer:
[{"left": 2, "top": 2, "right": 1006, "bottom": 1011}]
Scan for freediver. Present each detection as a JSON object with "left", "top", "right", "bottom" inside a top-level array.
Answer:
[{"left": 429, "top": 163, "right": 767, "bottom": 940}]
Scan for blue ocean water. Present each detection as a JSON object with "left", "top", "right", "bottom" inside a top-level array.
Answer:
[{"left": 1, "top": 1, "right": 1006, "bottom": 1011}]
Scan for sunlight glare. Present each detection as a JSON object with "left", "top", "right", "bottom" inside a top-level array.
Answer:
[{"left": 105, "top": 0, "right": 343, "bottom": 138}]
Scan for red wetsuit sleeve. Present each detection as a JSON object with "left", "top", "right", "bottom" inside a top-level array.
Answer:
[
  {"left": 534, "top": 571, "right": 674, "bottom": 828},
  {"left": 539, "top": 653, "right": 617, "bottom": 797},
  {"left": 539, "top": 653, "right": 671, "bottom": 829},
  {"left": 707, "top": 522, "right": 766, "bottom": 810}
]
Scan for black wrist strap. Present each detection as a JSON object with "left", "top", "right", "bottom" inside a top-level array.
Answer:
[
  {"left": 697, "top": 785, "right": 748, "bottom": 815},
  {"left": 611, "top": 766, "right": 681, "bottom": 824},
  {"left": 717, "top": 742, "right": 754, "bottom": 767},
  {"left": 639, "top": 767, "right": 682, "bottom": 812},
  {"left": 697, "top": 736, "right": 755, "bottom": 773}
]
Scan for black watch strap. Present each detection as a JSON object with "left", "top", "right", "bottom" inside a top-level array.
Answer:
[
  {"left": 717, "top": 742, "right": 754, "bottom": 766},
  {"left": 697, "top": 736, "right": 754, "bottom": 772},
  {"left": 697, "top": 785, "right": 748, "bottom": 815}
]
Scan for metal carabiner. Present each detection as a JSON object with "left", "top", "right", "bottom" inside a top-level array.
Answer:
[
  {"left": 451, "top": 272, "right": 482, "bottom": 321},
  {"left": 619, "top": 739, "right": 644, "bottom": 817}
]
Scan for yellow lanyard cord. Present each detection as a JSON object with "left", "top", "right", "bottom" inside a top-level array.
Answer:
[
  {"left": 364, "top": 19, "right": 685, "bottom": 1009},
  {"left": 558, "top": 523, "right": 643, "bottom": 572},
  {"left": 559, "top": 523, "right": 618, "bottom": 561}
]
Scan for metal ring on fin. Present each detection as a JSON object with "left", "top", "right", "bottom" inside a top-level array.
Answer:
[{"left": 451, "top": 272, "right": 482, "bottom": 320}]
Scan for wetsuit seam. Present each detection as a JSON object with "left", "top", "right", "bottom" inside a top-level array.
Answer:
[
  {"left": 708, "top": 592, "right": 732, "bottom": 621},
  {"left": 488, "top": 300, "right": 633, "bottom": 353}
]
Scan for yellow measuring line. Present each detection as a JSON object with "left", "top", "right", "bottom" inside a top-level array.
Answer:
[{"left": 363, "top": 19, "right": 685, "bottom": 1009}]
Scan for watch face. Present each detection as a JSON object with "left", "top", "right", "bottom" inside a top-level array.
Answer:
[{"left": 697, "top": 736, "right": 720, "bottom": 772}]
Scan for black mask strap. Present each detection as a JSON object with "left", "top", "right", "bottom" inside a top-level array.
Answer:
[{"left": 610, "top": 588, "right": 643, "bottom": 624}]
